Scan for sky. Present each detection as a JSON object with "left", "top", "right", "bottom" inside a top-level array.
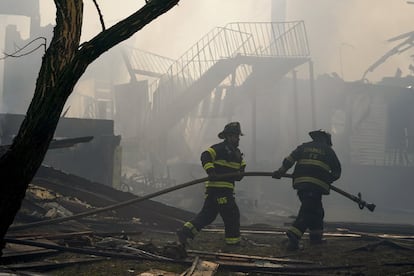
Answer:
[{"left": 36, "top": 0, "right": 414, "bottom": 83}]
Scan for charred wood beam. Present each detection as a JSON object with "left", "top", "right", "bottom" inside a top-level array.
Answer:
[
  {"left": 350, "top": 239, "right": 414, "bottom": 252},
  {"left": 47, "top": 136, "right": 94, "bottom": 149},
  {"left": 5, "top": 257, "right": 107, "bottom": 271},
  {"left": 214, "top": 260, "right": 364, "bottom": 274},
  {"left": 4, "top": 238, "right": 190, "bottom": 264},
  {"left": 1, "top": 248, "right": 57, "bottom": 265},
  {"left": 186, "top": 249, "right": 314, "bottom": 265},
  {"left": 28, "top": 177, "right": 186, "bottom": 228},
  {"left": 6, "top": 230, "right": 143, "bottom": 240},
  {"left": 10, "top": 172, "right": 261, "bottom": 231},
  {"left": 0, "top": 136, "right": 93, "bottom": 153}
]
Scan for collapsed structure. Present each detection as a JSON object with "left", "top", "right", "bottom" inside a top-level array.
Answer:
[
  {"left": 0, "top": 1, "right": 414, "bottom": 275},
  {"left": 0, "top": 0, "right": 413, "bottom": 224}
]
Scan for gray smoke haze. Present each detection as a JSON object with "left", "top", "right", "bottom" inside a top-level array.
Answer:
[
  {"left": 1, "top": 1, "right": 414, "bottom": 225},
  {"left": 286, "top": 0, "right": 413, "bottom": 81},
  {"left": 26, "top": 1, "right": 414, "bottom": 82}
]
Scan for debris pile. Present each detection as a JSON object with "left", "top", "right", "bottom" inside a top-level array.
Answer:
[{"left": 1, "top": 166, "right": 414, "bottom": 275}]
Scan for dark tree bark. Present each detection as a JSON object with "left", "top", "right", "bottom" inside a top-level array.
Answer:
[{"left": 0, "top": 0, "right": 180, "bottom": 254}]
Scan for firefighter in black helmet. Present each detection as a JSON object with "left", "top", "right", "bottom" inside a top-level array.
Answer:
[
  {"left": 272, "top": 130, "right": 341, "bottom": 250},
  {"left": 177, "top": 122, "right": 246, "bottom": 246}
]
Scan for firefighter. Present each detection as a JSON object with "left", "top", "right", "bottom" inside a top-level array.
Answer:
[
  {"left": 272, "top": 130, "right": 341, "bottom": 250},
  {"left": 177, "top": 122, "right": 246, "bottom": 246}
]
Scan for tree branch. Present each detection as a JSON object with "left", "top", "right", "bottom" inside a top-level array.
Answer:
[
  {"left": 92, "top": 0, "right": 106, "bottom": 31},
  {"left": 77, "top": 0, "right": 180, "bottom": 64},
  {"left": 0, "top": 37, "right": 46, "bottom": 60}
]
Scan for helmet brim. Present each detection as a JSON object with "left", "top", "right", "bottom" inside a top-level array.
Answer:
[{"left": 218, "top": 131, "right": 244, "bottom": 139}]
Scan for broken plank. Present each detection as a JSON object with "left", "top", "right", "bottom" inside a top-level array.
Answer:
[
  {"left": 192, "top": 260, "right": 219, "bottom": 276},
  {"left": 187, "top": 249, "right": 314, "bottom": 264},
  {"left": 140, "top": 269, "right": 180, "bottom": 276},
  {"left": 213, "top": 260, "right": 364, "bottom": 274},
  {"left": 182, "top": 256, "right": 219, "bottom": 276},
  {"left": 180, "top": 256, "right": 199, "bottom": 276},
  {"left": 6, "top": 230, "right": 93, "bottom": 240},
  {"left": 5, "top": 238, "right": 191, "bottom": 264},
  {"left": 1, "top": 248, "right": 57, "bottom": 264}
]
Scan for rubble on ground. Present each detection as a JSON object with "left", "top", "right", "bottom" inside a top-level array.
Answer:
[{"left": 2, "top": 166, "right": 414, "bottom": 275}]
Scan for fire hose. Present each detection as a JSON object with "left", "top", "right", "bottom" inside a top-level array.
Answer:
[{"left": 9, "top": 172, "right": 375, "bottom": 231}]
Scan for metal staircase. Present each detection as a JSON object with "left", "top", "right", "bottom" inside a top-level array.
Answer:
[
  {"left": 122, "top": 47, "right": 175, "bottom": 80},
  {"left": 148, "top": 21, "right": 311, "bottom": 134}
]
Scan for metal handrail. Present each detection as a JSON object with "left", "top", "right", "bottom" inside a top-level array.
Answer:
[
  {"left": 125, "top": 46, "right": 175, "bottom": 77},
  {"left": 147, "top": 21, "right": 310, "bottom": 116},
  {"left": 149, "top": 26, "right": 255, "bottom": 112}
]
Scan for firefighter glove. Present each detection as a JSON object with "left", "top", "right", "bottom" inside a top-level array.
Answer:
[
  {"left": 272, "top": 169, "right": 284, "bottom": 179},
  {"left": 234, "top": 171, "right": 244, "bottom": 181},
  {"left": 207, "top": 169, "right": 218, "bottom": 181}
]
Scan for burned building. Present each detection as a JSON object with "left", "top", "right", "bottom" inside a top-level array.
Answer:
[
  {"left": 1, "top": 0, "right": 414, "bottom": 226},
  {"left": 0, "top": 113, "right": 121, "bottom": 188}
]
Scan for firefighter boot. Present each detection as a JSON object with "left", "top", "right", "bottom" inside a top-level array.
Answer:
[
  {"left": 309, "top": 230, "right": 327, "bottom": 245},
  {"left": 162, "top": 243, "right": 188, "bottom": 259},
  {"left": 285, "top": 230, "right": 300, "bottom": 251},
  {"left": 176, "top": 227, "right": 193, "bottom": 246}
]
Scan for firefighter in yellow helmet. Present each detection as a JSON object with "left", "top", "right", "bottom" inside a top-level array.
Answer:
[
  {"left": 177, "top": 122, "right": 247, "bottom": 246},
  {"left": 272, "top": 130, "right": 341, "bottom": 250}
]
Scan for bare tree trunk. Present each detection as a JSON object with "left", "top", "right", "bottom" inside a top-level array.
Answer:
[{"left": 0, "top": 0, "right": 179, "bottom": 255}]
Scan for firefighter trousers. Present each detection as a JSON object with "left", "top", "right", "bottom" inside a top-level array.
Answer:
[
  {"left": 183, "top": 192, "right": 240, "bottom": 245},
  {"left": 288, "top": 190, "right": 324, "bottom": 241}
]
